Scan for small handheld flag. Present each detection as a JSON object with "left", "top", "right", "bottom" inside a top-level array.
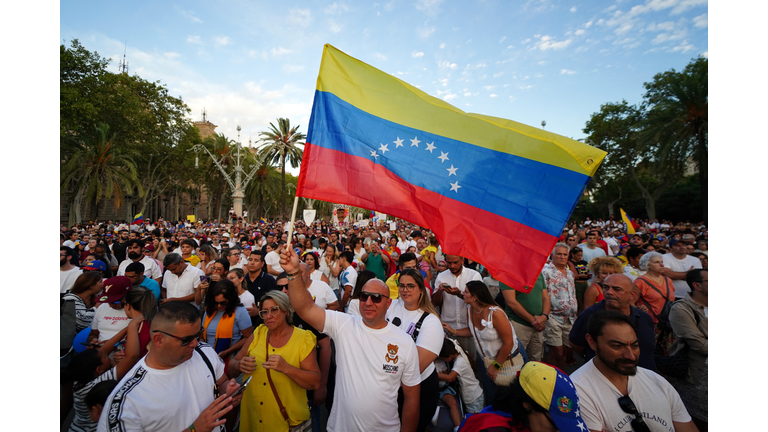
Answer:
[
  {"left": 619, "top": 208, "right": 636, "bottom": 235},
  {"left": 131, "top": 213, "right": 144, "bottom": 224}
]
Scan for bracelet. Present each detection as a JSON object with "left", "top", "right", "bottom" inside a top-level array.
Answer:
[
  {"left": 286, "top": 269, "right": 302, "bottom": 281},
  {"left": 542, "top": 314, "right": 549, "bottom": 320},
  {"left": 189, "top": 422, "right": 196, "bottom": 432},
  {"left": 493, "top": 361, "right": 502, "bottom": 370}
]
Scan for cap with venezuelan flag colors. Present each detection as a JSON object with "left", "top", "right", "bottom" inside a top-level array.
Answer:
[{"left": 519, "top": 362, "right": 586, "bottom": 431}]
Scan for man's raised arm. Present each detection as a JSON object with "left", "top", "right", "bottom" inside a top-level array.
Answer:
[{"left": 280, "top": 247, "right": 327, "bottom": 332}]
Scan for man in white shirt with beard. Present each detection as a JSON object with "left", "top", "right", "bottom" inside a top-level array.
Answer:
[
  {"left": 431, "top": 254, "right": 482, "bottom": 360},
  {"left": 117, "top": 239, "right": 162, "bottom": 284}
]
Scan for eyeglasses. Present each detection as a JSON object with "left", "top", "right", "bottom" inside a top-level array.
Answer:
[
  {"left": 276, "top": 284, "right": 288, "bottom": 290},
  {"left": 617, "top": 395, "right": 651, "bottom": 432},
  {"left": 259, "top": 306, "right": 282, "bottom": 319},
  {"left": 359, "top": 291, "right": 390, "bottom": 304},
  {"left": 153, "top": 328, "right": 204, "bottom": 346},
  {"left": 398, "top": 283, "right": 417, "bottom": 292},
  {"left": 213, "top": 301, "right": 229, "bottom": 307}
]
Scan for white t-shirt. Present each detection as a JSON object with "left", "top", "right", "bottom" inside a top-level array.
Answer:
[
  {"left": 307, "top": 279, "right": 338, "bottom": 310},
  {"left": 434, "top": 267, "right": 482, "bottom": 329},
  {"left": 63, "top": 240, "right": 78, "bottom": 249},
  {"left": 322, "top": 310, "right": 420, "bottom": 432},
  {"left": 97, "top": 345, "right": 225, "bottom": 432},
  {"left": 579, "top": 244, "right": 607, "bottom": 264},
  {"left": 347, "top": 299, "right": 360, "bottom": 316},
  {"left": 117, "top": 256, "right": 162, "bottom": 280},
  {"left": 662, "top": 253, "right": 702, "bottom": 298},
  {"left": 571, "top": 359, "right": 691, "bottom": 432},
  {"left": 162, "top": 264, "right": 204, "bottom": 304},
  {"left": 604, "top": 237, "right": 619, "bottom": 256},
  {"left": 385, "top": 300, "right": 444, "bottom": 382},
  {"left": 339, "top": 266, "right": 358, "bottom": 292},
  {"left": 265, "top": 251, "right": 283, "bottom": 277},
  {"left": 91, "top": 303, "right": 130, "bottom": 342},
  {"left": 451, "top": 351, "right": 484, "bottom": 405},
  {"left": 60, "top": 267, "right": 83, "bottom": 294},
  {"left": 239, "top": 290, "right": 256, "bottom": 309}
]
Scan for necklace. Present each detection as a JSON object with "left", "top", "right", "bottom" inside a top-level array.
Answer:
[{"left": 471, "top": 306, "right": 483, "bottom": 315}]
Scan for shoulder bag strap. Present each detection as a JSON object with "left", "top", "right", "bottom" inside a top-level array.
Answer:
[
  {"left": 636, "top": 277, "right": 673, "bottom": 303},
  {"left": 194, "top": 345, "right": 219, "bottom": 398},
  {"left": 468, "top": 307, "right": 486, "bottom": 358},
  {"left": 265, "top": 331, "right": 291, "bottom": 425},
  {"left": 411, "top": 311, "right": 430, "bottom": 342}
]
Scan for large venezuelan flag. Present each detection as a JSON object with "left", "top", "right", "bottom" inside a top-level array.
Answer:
[
  {"left": 297, "top": 45, "right": 606, "bottom": 292},
  {"left": 620, "top": 208, "right": 636, "bottom": 235}
]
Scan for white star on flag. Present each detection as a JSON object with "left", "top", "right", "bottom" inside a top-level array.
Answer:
[
  {"left": 450, "top": 181, "right": 461, "bottom": 192},
  {"left": 410, "top": 137, "right": 421, "bottom": 147},
  {"left": 370, "top": 150, "right": 379, "bottom": 160},
  {"left": 438, "top": 151, "right": 449, "bottom": 163},
  {"left": 393, "top": 137, "right": 404, "bottom": 147},
  {"left": 576, "top": 421, "right": 587, "bottom": 431},
  {"left": 425, "top": 142, "right": 436, "bottom": 153},
  {"left": 379, "top": 143, "right": 389, "bottom": 154},
  {"left": 447, "top": 165, "right": 458, "bottom": 176}
]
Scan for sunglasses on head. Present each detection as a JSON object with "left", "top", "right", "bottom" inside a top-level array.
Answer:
[
  {"left": 153, "top": 328, "right": 204, "bottom": 346},
  {"left": 617, "top": 395, "right": 651, "bottom": 432},
  {"left": 259, "top": 306, "right": 282, "bottom": 319},
  {"left": 359, "top": 291, "right": 390, "bottom": 304}
]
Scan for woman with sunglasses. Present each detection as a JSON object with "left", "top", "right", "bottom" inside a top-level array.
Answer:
[
  {"left": 345, "top": 270, "right": 378, "bottom": 317},
  {"left": 302, "top": 251, "right": 331, "bottom": 285},
  {"left": 228, "top": 291, "right": 321, "bottom": 432},
  {"left": 385, "top": 268, "right": 443, "bottom": 432},
  {"left": 443, "top": 280, "right": 520, "bottom": 405},
  {"left": 201, "top": 280, "right": 254, "bottom": 367}
]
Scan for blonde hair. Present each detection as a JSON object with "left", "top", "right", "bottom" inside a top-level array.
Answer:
[{"left": 587, "top": 256, "right": 623, "bottom": 276}]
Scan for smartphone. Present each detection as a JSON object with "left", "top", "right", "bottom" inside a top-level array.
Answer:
[
  {"left": 225, "top": 376, "right": 252, "bottom": 398},
  {"left": 441, "top": 283, "right": 451, "bottom": 290},
  {"left": 199, "top": 275, "right": 207, "bottom": 284}
]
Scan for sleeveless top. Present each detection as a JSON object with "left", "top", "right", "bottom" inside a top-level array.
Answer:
[{"left": 468, "top": 306, "right": 518, "bottom": 359}]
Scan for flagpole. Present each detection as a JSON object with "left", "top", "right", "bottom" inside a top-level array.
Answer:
[{"left": 287, "top": 196, "right": 300, "bottom": 247}]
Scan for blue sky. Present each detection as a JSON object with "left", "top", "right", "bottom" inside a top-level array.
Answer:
[{"left": 61, "top": 0, "right": 708, "bottom": 171}]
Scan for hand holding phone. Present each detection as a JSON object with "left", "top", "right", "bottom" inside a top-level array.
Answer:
[{"left": 225, "top": 376, "right": 252, "bottom": 399}]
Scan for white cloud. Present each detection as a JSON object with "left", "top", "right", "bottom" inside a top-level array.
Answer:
[
  {"left": 419, "top": 25, "right": 436, "bottom": 38},
  {"left": 646, "top": 21, "right": 675, "bottom": 31},
  {"left": 537, "top": 60, "right": 547, "bottom": 65},
  {"left": 213, "top": 36, "right": 230, "bottom": 47},
  {"left": 693, "top": 13, "right": 707, "bottom": 28},
  {"left": 493, "top": 72, "right": 504, "bottom": 78},
  {"left": 439, "top": 43, "right": 446, "bottom": 48},
  {"left": 263, "top": 90, "right": 282, "bottom": 99},
  {"left": 701, "top": 51, "right": 708, "bottom": 58},
  {"left": 652, "top": 28, "right": 687, "bottom": 44},
  {"left": 570, "top": 6, "right": 577, "bottom": 12},
  {"left": 476, "top": 63, "right": 487, "bottom": 68},
  {"left": 443, "top": 93, "right": 458, "bottom": 101},
  {"left": 179, "top": 9, "right": 203, "bottom": 23},
  {"left": 532, "top": 35, "right": 573, "bottom": 51},
  {"left": 325, "top": 2, "right": 349, "bottom": 14},
  {"left": 483, "top": 85, "right": 495, "bottom": 90},
  {"left": 670, "top": 40, "right": 694, "bottom": 53},
  {"left": 271, "top": 47, "right": 292, "bottom": 56},
  {"left": 585, "top": 20, "right": 593, "bottom": 28},
  {"left": 489, "top": 94, "right": 498, "bottom": 98},
  {"left": 187, "top": 35, "right": 203, "bottom": 45},
  {"left": 499, "top": 36, "right": 507, "bottom": 43},
  {"left": 575, "top": 29, "right": 586, "bottom": 35},
  {"left": 438, "top": 61, "right": 457, "bottom": 69},
  {"left": 164, "top": 52, "right": 181, "bottom": 59},
  {"left": 509, "top": 96, "right": 516, "bottom": 102},
  {"left": 415, "top": 0, "right": 444, "bottom": 14},
  {"left": 560, "top": 69, "right": 577, "bottom": 74},
  {"left": 288, "top": 8, "right": 313, "bottom": 27},
  {"left": 412, "top": 51, "right": 425, "bottom": 58},
  {"left": 328, "top": 19, "right": 342, "bottom": 33},
  {"left": 282, "top": 64, "right": 305, "bottom": 73},
  {"left": 464, "top": 92, "right": 472, "bottom": 96},
  {"left": 374, "top": 53, "right": 388, "bottom": 61},
  {"left": 519, "top": 85, "right": 532, "bottom": 89},
  {"left": 438, "top": 78, "right": 449, "bottom": 86}
]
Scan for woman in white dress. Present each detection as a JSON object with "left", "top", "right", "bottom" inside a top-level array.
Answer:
[{"left": 301, "top": 251, "right": 330, "bottom": 284}]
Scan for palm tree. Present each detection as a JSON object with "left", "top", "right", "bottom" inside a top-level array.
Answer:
[
  {"left": 258, "top": 118, "right": 305, "bottom": 219},
  {"left": 245, "top": 164, "right": 282, "bottom": 220},
  {"left": 641, "top": 58, "right": 707, "bottom": 223},
  {"left": 61, "top": 123, "right": 143, "bottom": 224}
]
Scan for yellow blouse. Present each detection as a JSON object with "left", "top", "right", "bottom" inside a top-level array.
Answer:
[{"left": 240, "top": 324, "right": 317, "bottom": 432}]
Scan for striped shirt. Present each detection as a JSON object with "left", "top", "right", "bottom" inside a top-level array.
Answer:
[{"left": 69, "top": 367, "right": 117, "bottom": 432}]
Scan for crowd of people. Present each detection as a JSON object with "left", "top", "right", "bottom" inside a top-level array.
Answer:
[{"left": 60, "top": 215, "right": 707, "bottom": 432}]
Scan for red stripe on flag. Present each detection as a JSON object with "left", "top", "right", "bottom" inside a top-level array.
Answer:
[{"left": 297, "top": 142, "right": 558, "bottom": 292}]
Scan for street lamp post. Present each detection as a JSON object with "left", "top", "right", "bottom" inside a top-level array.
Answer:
[{"left": 190, "top": 125, "right": 268, "bottom": 219}]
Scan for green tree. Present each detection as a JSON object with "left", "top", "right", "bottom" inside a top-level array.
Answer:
[
  {"left": 60, "top": 123, "right": 143, "bottom": 225},
  {"left": 584, "top": 101, "right": 684, "bottom": 221},
  {"left": 200, "top": 133, "right": 237, "bottom": 221},
  {"left": 641, "top": 57, "right": 708, "bottom": 223},
  {"left": 258, "top": 118, "right": 306, "bottom": 219}
]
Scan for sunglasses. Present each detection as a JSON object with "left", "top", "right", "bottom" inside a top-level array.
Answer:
[
  {"left": 359, "top": 291, "right": 390, "bottom": 304},
  {"left": 617, "top": 395, "right": 651, "bottom": 432},
  {"left": 276, "top": 284, "right": 288, "bottom": 290},
  {"left": 213, "top": 301, "right": 229, "bottom": 307},
  {"left": 259, "top": 306, "right": 282, "bottom": 319},
  {"left": 153, "top": 328, "right": 204, "bottom": 346}
]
